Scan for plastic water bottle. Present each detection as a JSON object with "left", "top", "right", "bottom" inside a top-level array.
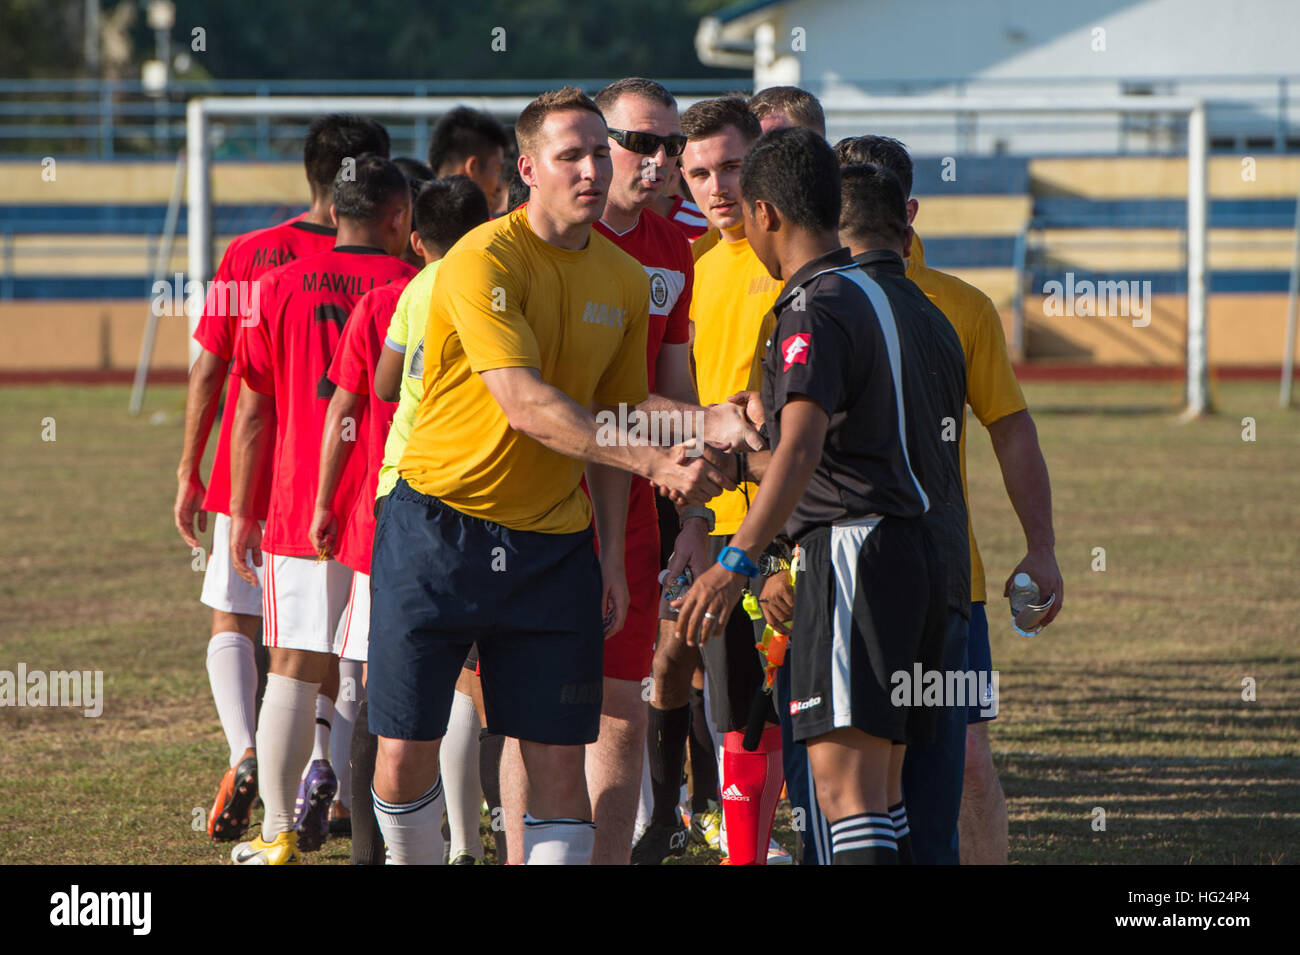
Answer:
[{"left": 1009, "top": 572, "right": 1054, "bottom": 637}]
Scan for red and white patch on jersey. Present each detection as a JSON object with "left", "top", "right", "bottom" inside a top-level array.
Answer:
[{"left": 782, "top": 332, "right": 811, "bottom": 371}]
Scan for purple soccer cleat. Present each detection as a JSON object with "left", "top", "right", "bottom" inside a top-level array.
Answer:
[{"left": 293, "top": 759, "right": 338, "bottom": 852}]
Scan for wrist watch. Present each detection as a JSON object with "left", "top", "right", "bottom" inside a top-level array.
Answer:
[
  {"left": 717, "top": 545, "right": 759, "bottom": 578},
  {"left": 680, "top": 506, "right": 715, "bottom": 534}
]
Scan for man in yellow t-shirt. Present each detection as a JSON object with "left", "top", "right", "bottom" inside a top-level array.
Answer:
[
  {"left": 835, "top": 135, "right": 1063, "bottom": 866},
  {"left": 365, "top": 88, "right": 732, "bottom": 866}
]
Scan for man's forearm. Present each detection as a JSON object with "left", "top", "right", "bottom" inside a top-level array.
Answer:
[
  {"left": 178, "top": 350, "right": 228, "bottom": 479},
  {"left": 727, "top": 407, "right": 826, "bottom": 563},
  {"left": 507, "top": 383, "right": 665, "bottom": 479},
  {"left": 585, "top": 461, "right": 630, "bottom": 567},
  {"left": 989, "top": 410, "right": 1055, "bottom": 553},
  {"left": 229, "top": 393, "right": 272, "bottom": 518},
  {"left": 316, "top": 389, "right": 365, "bottom": 510}
]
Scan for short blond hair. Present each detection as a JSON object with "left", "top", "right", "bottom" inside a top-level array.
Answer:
[{"left": 514, "top": 86, "right": 604, "bottom": 156}]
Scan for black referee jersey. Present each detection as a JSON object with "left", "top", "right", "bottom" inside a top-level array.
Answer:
[
  {"left": 759, "top": 246, "right": 930, "bottom": 539},
  {"left": 852, "top": 249, "right": 969, "bottom": 619}
]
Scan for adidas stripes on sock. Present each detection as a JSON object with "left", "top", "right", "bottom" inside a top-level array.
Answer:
[
  {"left": 256, "top": 673, "right": 319, "bottom": 842},
  {"left": 721, "top": 726, "right": 784, "bottom": 865},
  {"left": 205, "top": 632, "right": 258, "bottom": 768},
  {"left": 311, "top": 694, "right": 334, "bottom": 764},
  {"left": 441, "top": 691, "right": 484, "bottom": 861},
  {"left": 522, "top": 813, "right": 595, "bottom": 865},
  {"left": 349, "top": 699, "right": 384, "bottom": 865},
  {"left": 646, "top": 704, "right": 690, "bottom": 827},
  {"left": 830, "top": 812, "right": 898, "bottom": 865},
  {"left": 373, "top": 778, "right": 445, "bottom": 865},
  {"left": 889, "top": 801, "right": 914, "bottom": 865}
]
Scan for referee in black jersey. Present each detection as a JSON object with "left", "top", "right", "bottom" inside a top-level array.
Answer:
[{"left": 674, "top": 127, "right": 953, "bottom": 865}]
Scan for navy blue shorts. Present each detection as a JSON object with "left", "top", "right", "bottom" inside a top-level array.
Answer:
[
  {"left": 966, "top": 602, "right": 997, "bottom": 723},
  {"left": 367, "top": 479, "right": 605, "bottom": 746}
]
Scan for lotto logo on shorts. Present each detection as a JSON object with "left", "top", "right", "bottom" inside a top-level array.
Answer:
[
  {"left": 782, "top": 333, "right": 811, "bottom": 371},
  {"left": 789, "top": 695, "right": 822, "bottom": 715}
]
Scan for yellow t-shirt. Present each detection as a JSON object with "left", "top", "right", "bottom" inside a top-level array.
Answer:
[
  {"left": 690, "top": 235, "right": 781, "bottom": 536},
  {"left": 375, "top": 259, "right": 441, "bottom": 501},
  {"left": 906, "top": 233, "right": 1027, "bottom": 603},
  {"left": 398, "top": 206, "right": 650, "bottom": 534}
]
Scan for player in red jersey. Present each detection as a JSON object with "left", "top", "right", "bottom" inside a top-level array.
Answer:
[
  {"left": 172, "top": 114, "right": 390, "bottom": 844},
  {"left": 427, "top": 106, "right": 512, "bottom": 216},
  {"left": 226, "top": 155, "right": 416, "bottom": 865}
]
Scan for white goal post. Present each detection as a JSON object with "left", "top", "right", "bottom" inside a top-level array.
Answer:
[{"left": 184, "top": 93, "right": 1211, "bottom": 416}]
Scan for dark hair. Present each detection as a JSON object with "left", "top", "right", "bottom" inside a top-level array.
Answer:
[
  {"left": 392, "top": 156, "right": 435, "bottom": 201},
  {"left": 514, "top": 86, "right": 605, "bottom": 155},
  {"left": 504, "top": 160, "right": 529, "bottom": 212},
  {"left": 332, "top": 154, "right": 409, "bottom": 222},
  {"left": 834, "top": 135, "right": 913, "bottom": 197},
  {"left": 413, "top": 175, "right": 491, "bottom": 251},
  {"left": 739, "top": 126, "right": 840, "bottom": 232},
  {"left": 304, "top": 114, "right": 391, "bottom": 197},
  {"left": 748, "top": 86, "right": 826, "bottom": 137},
  {"left": 427, "top": 106, "right": 510, "bottom": 175},
  {"left": 680, "top": 95, "right": 761, "bottom": 143},
  {"left": 594, "top": 77, "right": 677, "bottom": 114},
  {"left": 838, "top": 163, "right": 909, "bottom": 246}
]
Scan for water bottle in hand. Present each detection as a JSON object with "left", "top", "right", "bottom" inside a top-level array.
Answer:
[{"left": 1009, "top": 572, "right": 1054, "bottom": 637}]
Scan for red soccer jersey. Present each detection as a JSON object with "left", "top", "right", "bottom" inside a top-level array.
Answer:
[
  {"left": 194, "top": 217, "right": 337, "bottom": 519},
  {"left": 665, "top": 195, "right": 710, "bottom": 242},
  {"left": 594, "top": 208, "right": 692, "bottom": 392},
  {"left": 234, "top": 246, "right": 416, "bottom": 557},
  {"left": 328, "top": 279, "right": 408, "bottom": 575}
]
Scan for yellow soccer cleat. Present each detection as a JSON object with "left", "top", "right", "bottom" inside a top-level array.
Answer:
[{"left": 231, "top": 830, "right": 301, "bottom": 865}]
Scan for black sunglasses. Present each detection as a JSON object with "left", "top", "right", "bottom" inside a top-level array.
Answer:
[{"left": 607, "top": 127, "right": 688, "bottom": 158}]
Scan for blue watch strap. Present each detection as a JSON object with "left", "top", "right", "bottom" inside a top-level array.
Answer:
[{"left": 717, "top": 545, "right": 759, "bottom": 578}]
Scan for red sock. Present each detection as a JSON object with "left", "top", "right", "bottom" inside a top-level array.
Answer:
[{"left": 721, "top": 727, "right": 783, "bottom": 865}]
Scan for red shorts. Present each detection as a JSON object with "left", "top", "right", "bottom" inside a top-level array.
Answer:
[{"left": 595, "top": 477, "right": 662, "bottom": 682}]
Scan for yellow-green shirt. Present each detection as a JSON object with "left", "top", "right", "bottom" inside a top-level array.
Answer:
[
  {"left": 690, "top": 235, "right": 781, "bottom": 536},
  {"left": 375, "top": 259, "right": 441, "bottom": 500},
  {"left": 398, "top": 206, "right": 650, "bottom": 534},
  {"left": 906, "top": 233, "right": 1027, "bottom": 603}
]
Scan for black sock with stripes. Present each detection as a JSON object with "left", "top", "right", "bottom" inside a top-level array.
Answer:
[
  {"left": 478, "top": 729, "right": 506, "bottom": 860},
  {"left": 889, "top": 801, "right": 914, "bottom": 864},
  {"left": 647, "top": 704, "right": 690, "bottom": 827},
  {"left": 830, "top": 812, "right": 898, "bottom": 865}
]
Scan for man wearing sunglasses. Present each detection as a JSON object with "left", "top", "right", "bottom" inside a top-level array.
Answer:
[{"left": 580, "top": 77, "right": 760, "bottom": 864}]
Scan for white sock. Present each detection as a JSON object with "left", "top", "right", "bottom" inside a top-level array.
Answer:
[
  {"left": 332, "top": 660, "right": 364, "bottom": 810},
  {"left": 373, "top": 778, "right": 445, "bottom": 865},
  {"left": 440, "top": 691, "right": 484, "bottom": 860},
  {"left": 256, "top": 673, "right": 319, "bottom": 841},
  {"left": 205, "top": 632, "right": 258, "bottom": 767},
  {"left": 311, "top": 694, "right": 334, "bottom": 765},
  {"left": 523, "top": 813, "right": 596, "bottom": 865}
]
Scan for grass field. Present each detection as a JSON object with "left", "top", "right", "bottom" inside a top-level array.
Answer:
[{"left": 1, "top": 381, "right": 1297, "bottom": 865}]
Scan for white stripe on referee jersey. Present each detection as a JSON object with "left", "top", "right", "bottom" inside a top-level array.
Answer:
[
  {"left": 829, "top": 515, "right": 882, "bottom": 730},
  {"left": 835, "top": 266, "right": 931, "bottom": 512}
]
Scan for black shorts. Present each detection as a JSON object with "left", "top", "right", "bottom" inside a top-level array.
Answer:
[
  {"left": 463, "top": 643, "right": 479, "bottom": 673},
  {"left": 788, "top": 514, "right": 936, "bottom": 744},
  {"left": 367, "top": 479, "right": 605, "bottom": 746},
  {"left": 699, "top": 535, "right": 773, "bottom": 733}
]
